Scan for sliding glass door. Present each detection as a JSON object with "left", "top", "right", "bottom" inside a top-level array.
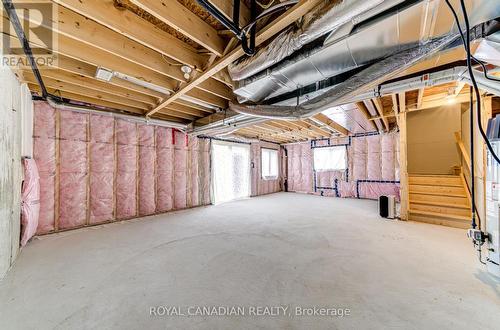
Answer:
[{"left": 212, "top": 141, "right": 251, "bottom": 204}]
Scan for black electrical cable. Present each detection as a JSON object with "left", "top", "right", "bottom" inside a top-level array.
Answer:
[
  {"left": 2, "top": 0, "right": 48, "bottom": 98},
  {"left": 457, "top": 0, "right": 500, "bottom": 167},
  {"left": 444, "top": 0, "right": 500, "bottom": 82},
  {"left": 445, "top": 0, "right": 500, "bottom": 232},
  {"left": 469, "top": 85, "right": 477, "bottom": 229}
]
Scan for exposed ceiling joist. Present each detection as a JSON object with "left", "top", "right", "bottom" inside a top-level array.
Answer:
[
  {"left": 209, "top": 0, "right": 251, "bottom": 26},
  {"left": 53, "top": 0, "right": 207, "bottom": 69},
  {"left": 129, "top": 0, "right": 226, "bottom": 56},
  {"left": 312, "top": 113, "right": 350, "bottom": 136},
  {"left": 372, "top": 98, "right": 389, "bottom": 131},
  {"left": 146, "top": 0, "right": 325, "bottom": 117},
  {"left": 24, "top": 72, "right": 151, "bottom": 110}
]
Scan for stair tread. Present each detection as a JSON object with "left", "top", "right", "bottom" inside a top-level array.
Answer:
[
  {"left": 409, "top": 182, "right": 463, "bottom": 187},
  {"left": 409, "top": 191, "right": 467, "bottom": 198},
  {"left": 409, "top": 209, "right": 470, "bottom": 221},
  {"left": 410, "top": 200, "right": 470, "bottom": 209},
  {"left": 409, "top": 174, "right": 461, "bottom": 178}
]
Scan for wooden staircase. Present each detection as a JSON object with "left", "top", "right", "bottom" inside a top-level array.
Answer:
[{"left": 408, "top": 174, "right": 472, "bottom": 229}]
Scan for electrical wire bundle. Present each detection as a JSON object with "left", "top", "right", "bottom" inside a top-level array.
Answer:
[{"left": 445, "top": 0, "right": 500, "bottom": 233}]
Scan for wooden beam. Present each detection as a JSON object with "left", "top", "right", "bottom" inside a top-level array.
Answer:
[
  {"left": 130, "top": 0, "right": 225, "bottom": 56},
  {"left": 355, "top": 102, "right": 377, "bottom": 131},
  {"left": 23, "top": 71, "right": 151, "bottom": 110},
  {"left": 0, "top": 20, "right": 176, "bottom": 90},
  {"left": 34, "top": 68, "right": 158, "bottom": 106},
  {"left": 146, "top": 0, "right": 324, "bottom": 117},
  {"left": 175, "top": 99, "right": 214, "bottom": 113},
  {"left": 416, "top": 88, "right": 424, "bottom": 109},
  {"left": 298, "top": 120, "right": 332, "bottom": 137},
  {"left": 162, "top": 103, "right": 211, "bottom": 118},
  {"left": 11, "top": 4, "right": 186, "bottom": 82},
  {"left": 53, "top": 0, "right": 207, "bottom": 68},
  {"left": 454, "top": 132, "right": 471, "bottom": 169},
  {"left": 28, "top": 84, "right": 146, "bottom": 115},
  {"left": 454, "top": 81, "right": 466, "bottom": 97},
  {"left": 363, "top": 100, "right": 383, "bottom": 132},
  {"left": 399, "top": 111, "right": 408, "bottom": 220},
  {"left": 398, "top": 92, "right": 406, "bottom": 113},
  {"left": 312, "top": 113, "right": 350, "bottom": 136},
  {"left": 3, "top": 26, "right": 228, "bottom": 109},
  {"left": 39, "top": 53, "right": 166, "bottom": 100},
  {"left": 264, "top": 121, "right": 313, "bottom": 139},
  {"left": 372, "top": 98, "right": 389, "bottom": 131},
  {"left": 209, "top": 0, "right": 251, "bottom": 26},
  {"left": 256, "top": 124, "right": 304, "bottom": 141},
  {"left": 391, "top": 94, "right": 400, "bottom": 127}
]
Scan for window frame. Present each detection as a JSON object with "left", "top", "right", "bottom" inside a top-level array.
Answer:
[
  {"left": 261, "top": 147, "right": 279, "bottom": 180},
  {"left": 313, "top": 145, "right": 348, "bottom": 172}
]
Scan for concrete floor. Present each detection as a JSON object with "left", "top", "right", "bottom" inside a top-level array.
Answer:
[{"left": 1, "top": 193, "right": 499, "bottom": 329}]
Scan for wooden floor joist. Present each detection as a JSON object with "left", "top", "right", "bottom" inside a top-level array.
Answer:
[
  {"left": 53, "top": 0, "right": 207, "bottom": 69},
  {"left": 146, "top": 0, "right": 324, "bottom": 117},
  {"left": 129, "top": 0, "right": 226, "bottom": 56}
]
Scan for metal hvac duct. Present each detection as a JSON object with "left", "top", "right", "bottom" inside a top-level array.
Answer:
[
  {"left": 229, "top": 33, "right": 460, "bottom": 120},
  {"left": 228, "top": 0, "right": 395, "bottom": 81},
  {"left": 232, "top": 0, "right": 500, "bottom": 104}
]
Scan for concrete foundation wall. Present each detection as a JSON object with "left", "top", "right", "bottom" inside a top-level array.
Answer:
[{"left": 0, "top": 65, "right": 33, "bottom": 280}]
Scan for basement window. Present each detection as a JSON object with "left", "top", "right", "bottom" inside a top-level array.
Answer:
[
  {"left": 261, "top": 148, "right": 279, "bottom": 180},
  {"left": 314, "top": 146, "right": 347, "bottom": 171}
]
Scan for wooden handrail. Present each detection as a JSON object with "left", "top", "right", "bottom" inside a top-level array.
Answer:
[{"left": 454, "top": 132, "right": 471, "bottom": 169}]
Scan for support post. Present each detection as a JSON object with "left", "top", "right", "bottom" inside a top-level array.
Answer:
[{"left": 399, "top": 110, "right": 409, "bottom": 221}]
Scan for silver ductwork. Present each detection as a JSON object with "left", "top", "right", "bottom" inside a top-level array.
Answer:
[
  {"left": 229, "top": 33, "right": 459, "bottom": 120},
  {"left": 232, "top": 0, "right": 499, "bottom": 104},
  {"left": 228, "top": 0, "right": 403, "bottom": 102},
  {"left": 228, "top": 0, "right": 393, "bottom": 82},
  {"left": 474, "top": 31, "right": 500, "bottom": 66}
]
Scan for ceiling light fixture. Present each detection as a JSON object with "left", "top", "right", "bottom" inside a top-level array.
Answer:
[{"left": 181, "top": 65, "right": 193, "bottom": 80}]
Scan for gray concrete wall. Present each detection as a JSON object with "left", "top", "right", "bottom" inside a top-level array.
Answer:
[{"left": 0, "top": 64, "right": 32, "bottom": 280}]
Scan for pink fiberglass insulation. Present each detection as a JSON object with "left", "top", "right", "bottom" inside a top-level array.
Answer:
[
  {"left": 338, "top": 181, "right": 357, "bottom": 198},
  {"left": 155, "top": 127, "right": 173, "bottom": 213},
  {"left": 366, "top": 135, "right": 382, "bottom": 180},
  {"left": 199, "top": 139, "right": 211, "bottom": 205},
  {"left": 20, "top": 158, "right": 40, "bottom": 246},
  {"left": 173, "top": 130, "right": 188, "bottom": 209},
  {"left": 58, "top": 111, "right": 88, "bottom": 229},
  {"left": 359, "top": 182, "right": 400, "bottom": 201},
  {"left": 89, "top": 114, "right": 114, "bottom": 224},
  {"left": 351, "top": 136, "right": 367, "bottom": 181},
  {"left": 32, "top": 101, "right": 214, "bottom": 235},
  {"left": 33, "top": 102, "right": 56, "bottom": 234},
  {"left": 138, "top": 124, "right": 156, "bottom": 215},
  {"left": 116, "top": 119, "right": 137, "bottom": 219},
  {"left": 288, "top": 143, "right": 313, "bottom": 193},
  {"left": 286, "top": 131, "right": 399, "bottom": 201},
  {"left": 381, "top": 133, "right": 395, "bottom": 181},
  {"left": 188, "top": 137, "right": 200, "bottom": 207}
]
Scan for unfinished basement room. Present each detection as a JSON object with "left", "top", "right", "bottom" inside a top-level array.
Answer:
[{"left": 1, "top": 0, "right": 500, "bottom": 329}]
